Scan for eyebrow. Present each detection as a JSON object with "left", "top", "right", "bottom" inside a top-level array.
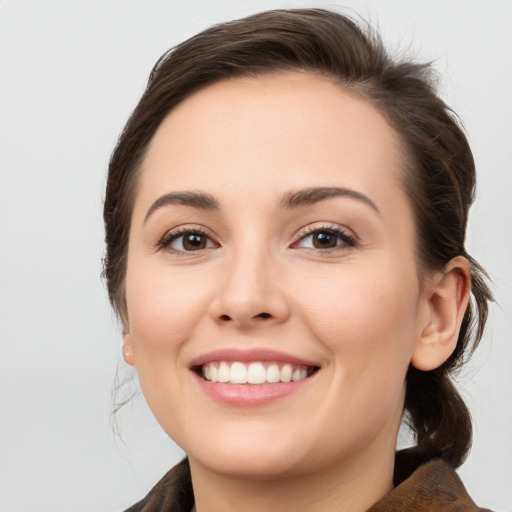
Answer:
[
  {"left": 144, "top": 185, "right": 379, "bottom": 223},
  {"left": 279, "top": 186, "right": 380, "bottom": 213},
  {"left": 144, "top": 191, "right": 220, "bottom": 223}
]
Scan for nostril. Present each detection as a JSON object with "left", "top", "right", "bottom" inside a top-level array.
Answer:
[{"left": 217, "top": 312, "right": 273, "bottom": 323}]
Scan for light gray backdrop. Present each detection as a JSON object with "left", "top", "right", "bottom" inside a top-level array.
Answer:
[{"left": 1, "top": 1, "right": 511, "bottom": 511}]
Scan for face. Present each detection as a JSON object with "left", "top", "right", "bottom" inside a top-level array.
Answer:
[{"left": 123, "top": 72, "right": 431, "bottom": 480}]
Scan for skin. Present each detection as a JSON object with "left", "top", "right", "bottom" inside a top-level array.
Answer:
[{"left": 122, "top": 71, "right": 470, "bottom": 512}]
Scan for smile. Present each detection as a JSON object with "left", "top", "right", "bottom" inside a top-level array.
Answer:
[{"left": 201, "top": 361, "right": 315, "bottom": 385}]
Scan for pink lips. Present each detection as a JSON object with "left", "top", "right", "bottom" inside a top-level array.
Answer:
[
  {"left": 189, "top": 348, "right": 318, "bottom": 368},
  {"left": 190, "top": 348, "right": 319, "bottom": 407}
]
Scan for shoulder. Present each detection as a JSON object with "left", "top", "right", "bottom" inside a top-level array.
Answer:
[
  {"left": 123, "top": 458, "right": 194, "bottom": 512},
  {"left": 367, "top": 459, "right": 493, "bottom": 512},
  {"left": 123, "top": 457, "right": 492, "bottom": 512}
]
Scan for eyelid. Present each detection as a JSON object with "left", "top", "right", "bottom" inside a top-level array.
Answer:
[
  {"left": 157, "top": 224, "right": 220, "bottom": 252},
  {"left": 291, "top": 223, "right": 358, "bottom": 249},
  {"left": 155, "top": 222, "right": 357, "bottom": 254}
]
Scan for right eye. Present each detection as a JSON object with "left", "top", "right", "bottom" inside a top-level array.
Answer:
[{"left": 159, "top": 229, "right": 217, "bottom": 252}]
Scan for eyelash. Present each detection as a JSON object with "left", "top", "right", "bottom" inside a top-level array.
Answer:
[
  {"left": 157, "top": 224, "right": 357, "bottom": 254},
  {"left": 291, "top": 225, "right": 358, "bottom": 251},
  {"left": 158, "top": 226, "right": 218, "bottom": 254}
]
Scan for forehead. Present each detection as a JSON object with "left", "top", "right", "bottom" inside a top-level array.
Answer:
[{"left": 136, "top": 71, "right": 409, "bottom": 220}]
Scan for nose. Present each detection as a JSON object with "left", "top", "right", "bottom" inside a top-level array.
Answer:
[{"left": 208, "top": 247, "right": 290, "bottom": 329}]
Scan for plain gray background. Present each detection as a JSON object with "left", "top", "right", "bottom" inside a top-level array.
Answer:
[{"left": 1, "top": 1, "right": 511, "bottom": 510}]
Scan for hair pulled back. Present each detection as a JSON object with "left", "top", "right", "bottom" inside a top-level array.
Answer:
[{"left": 104, "top": 8, "right": 492, "bottom": 480}]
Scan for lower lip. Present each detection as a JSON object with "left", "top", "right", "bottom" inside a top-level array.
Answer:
[{"left": 191, "top": 371, "right": 314, "bottom": 406}]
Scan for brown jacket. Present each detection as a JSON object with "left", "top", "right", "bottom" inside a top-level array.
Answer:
[{"left": 125, "top": 458, "right": 492, "bottom": 512}]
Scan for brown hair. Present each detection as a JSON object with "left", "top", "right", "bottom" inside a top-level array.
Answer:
[{"left": 103, "top": 8, "right": 492, "bottom": 479}]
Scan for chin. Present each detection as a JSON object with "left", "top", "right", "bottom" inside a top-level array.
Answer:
[
  {"left": 198, "top": 450, "right": 304, "bottom": 481},
  {"left": 185, "top": 424, "right": 312, "bottom": 480}
]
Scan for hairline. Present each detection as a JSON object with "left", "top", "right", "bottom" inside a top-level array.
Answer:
[{"left": 115, "top": 68, "right": 431, "bottom": 320}]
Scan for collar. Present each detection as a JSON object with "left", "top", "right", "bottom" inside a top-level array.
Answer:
[
  {"left": 125, "top": 457, "right": 490, "bottom": 512},
  {"left": 367, "top": 459, "right": 490, "bottom": 511}
]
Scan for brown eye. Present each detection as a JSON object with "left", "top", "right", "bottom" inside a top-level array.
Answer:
[
  {"left": 294, "top": 227, "right": 357, "bottom": 251},
  {"left": 311, "top": 232, "right": 337, "bottom": 249},
  {"left": 161, "top": 230, "right": 216, "bottom": 252},
  {"left": 181, "top": 233, "right": 207, "bottom": 250}
]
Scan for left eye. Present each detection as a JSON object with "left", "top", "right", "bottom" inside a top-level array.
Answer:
[
  {"left": 165, "top": 231, "right": 216, "bottom": 252},
  {"left": 294, "top": 228, "right": 356, "bottom": 250}
]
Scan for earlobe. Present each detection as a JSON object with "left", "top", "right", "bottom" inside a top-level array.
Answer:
[
  {"left": 411, "top": 256, "right": 471, "bottom": 371},
  {"left": 122, "top": 331, "right": 135, "bottom": 366}
]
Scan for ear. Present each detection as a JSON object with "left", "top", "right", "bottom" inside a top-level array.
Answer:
[
  {"left": 411, "top": 256, "right": 471, "bottom": 371},
  {"left": 122, "top": 330, "right": 135, "bottom": 366}
]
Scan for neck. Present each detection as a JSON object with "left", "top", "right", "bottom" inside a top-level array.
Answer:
[{"left": 189, "top": 445, "right": 395, "bottom": 512}]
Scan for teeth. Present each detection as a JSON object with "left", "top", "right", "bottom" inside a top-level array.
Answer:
[
  {"left": 266, "top": 363, "right": 280, "bottom": 383},
  {"left": 292, "top": 368, "right": 303, "bottom": 381},
  {"left": 230, "top": 362, "right": 247, "bottom": 384},
  {"left": 201, "top": 361, "right": 313, "bottom": 385},
  {"left": 280, "top": 364, "right": 292, "bottom": 383},
  {"left": 218, "top": 361, "right": 230, "bottom": 383},
  {"left": 247, "top": 362, "right": 266, "bottom": 384}
]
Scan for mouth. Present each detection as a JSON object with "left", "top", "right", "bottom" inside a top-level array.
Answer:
[
  {"left": 190, "top": 350, "right": 320, "bottom": 406},
  {"left": 195, "top": 361, "right": 319, "bottom": 385}
]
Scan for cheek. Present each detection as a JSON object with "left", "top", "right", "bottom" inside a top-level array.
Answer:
[
  {"left": 294, "top": 261, "right": 420, "bottom": 372},
  {"left": 123, "top": 263, "right": 217, "bottom": 433},
  {"left": 125, "top": 262, "right": 214, "bottom": 358}
]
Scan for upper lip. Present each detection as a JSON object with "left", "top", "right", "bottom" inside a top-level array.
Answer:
[{"left": 189, "top": 348, "right": 320, "bottom": 368}]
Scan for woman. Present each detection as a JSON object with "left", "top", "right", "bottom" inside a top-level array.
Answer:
[{"left": 103, "top": 8, "right": 493, "bottom": 511}]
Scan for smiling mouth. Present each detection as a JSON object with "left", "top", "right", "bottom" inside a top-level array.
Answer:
[{"left": 196, "top": 361, "right": 319, "bottom": 385}]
